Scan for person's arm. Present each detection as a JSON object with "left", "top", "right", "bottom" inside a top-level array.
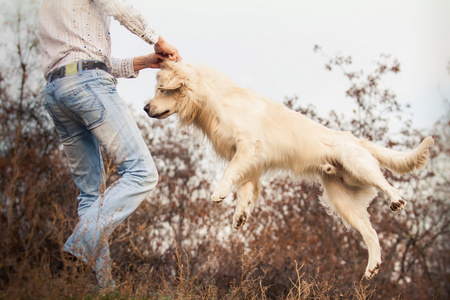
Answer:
[
  {"left": 133, "top": 53, "right": 166, "bottom": 71},
  {"left": 96, "top": 0, "right": 181, "bottom": 77},
  {"left": 95, "top": 0, "right": 159, "bottom": 45},
  {"left": 109, "top": 51, "right": 173, "bottom": 78}
]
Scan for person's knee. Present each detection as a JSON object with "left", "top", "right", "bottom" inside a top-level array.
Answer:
[
  {"left": 119, "top": 153, "right": 158, "bottom": 190},
  {"left": 135, "top": 159, "right": 159, "bottom": 190},
  {"left": 142, "top": 166, "right": 159, "bottom": 190}
]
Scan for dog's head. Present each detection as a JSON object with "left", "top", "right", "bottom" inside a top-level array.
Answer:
[{"left": 144, "top": 61, "right": 201, "bottom": 124}]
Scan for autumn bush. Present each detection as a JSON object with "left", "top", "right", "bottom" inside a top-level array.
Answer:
[{"left": 0, "top": 2, "right": 449, "bottom": 299}]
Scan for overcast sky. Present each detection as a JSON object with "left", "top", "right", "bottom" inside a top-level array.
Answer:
[{"left": 110, "top": 0, "right": 450, "bottom": 130}]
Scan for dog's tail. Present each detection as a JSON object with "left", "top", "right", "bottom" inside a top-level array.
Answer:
[{"left": 359, "top": 136, "right": 434, "bottom": 174}]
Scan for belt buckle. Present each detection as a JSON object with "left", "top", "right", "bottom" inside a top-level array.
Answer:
[{"left": 64, "top": 61, "right": 78, "bottom": 76}]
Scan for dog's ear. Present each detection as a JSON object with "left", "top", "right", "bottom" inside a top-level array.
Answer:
[
  {"left": 158, "top": 76, "right": 184, "bottom": 91},
  {"left": 157, "top": 61, "right": 187, "bottom": 90}
]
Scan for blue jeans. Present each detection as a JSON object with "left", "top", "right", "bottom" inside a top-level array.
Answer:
[{"left": 44, "top": 69, "right": 158, "bottom": 286}]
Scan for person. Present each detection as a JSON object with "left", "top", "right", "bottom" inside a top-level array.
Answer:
[{"left": 39, "top": 0, "right": 181, "bottom": 288}]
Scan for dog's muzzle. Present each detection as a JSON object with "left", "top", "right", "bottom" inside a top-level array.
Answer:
[
  {"left": 143, "top": 104, "right": 170, "bottom": 119},
  {"left": 143, "top": 104, "right": 150, "bottom": 114}
]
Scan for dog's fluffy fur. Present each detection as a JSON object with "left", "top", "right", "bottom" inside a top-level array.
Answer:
[{"left": 144, "top": 61, "right": 434, "bottom": 279}]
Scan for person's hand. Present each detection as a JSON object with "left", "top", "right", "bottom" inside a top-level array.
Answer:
[
  {"left": 154, "top": 35, "right": 182, "bottom": 62},
  {"left": 133, "top": 53, "right": 166, "bottom": 70}
]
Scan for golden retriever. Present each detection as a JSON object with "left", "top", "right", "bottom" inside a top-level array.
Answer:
[{"left": 144, "top": 61, "right": 434, "bottom": 279}]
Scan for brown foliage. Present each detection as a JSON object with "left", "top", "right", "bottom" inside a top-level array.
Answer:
[{"left": 0, "top": 4, "right": 449, "bottom": 299}]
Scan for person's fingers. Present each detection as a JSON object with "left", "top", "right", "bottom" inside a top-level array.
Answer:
[
  {"left": 155, "top": 53, "right": 166, "bottom": 60},
  {"left": 167, "top": 52, "right": 182, "bottom": 62}
]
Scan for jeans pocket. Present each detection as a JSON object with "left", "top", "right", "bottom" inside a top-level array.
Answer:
[{"left": 60, "top": 83, "right": 106, "bottom": 130}]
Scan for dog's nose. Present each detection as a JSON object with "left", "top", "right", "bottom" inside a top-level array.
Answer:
[{"left": 143, "top": 104, "right": 150, "bottom": 114}]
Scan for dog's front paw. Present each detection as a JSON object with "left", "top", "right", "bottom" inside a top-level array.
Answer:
[
  {"left": 211, "top": 184, "right": 231, "bottom": 203},
  {"left": 211, "top": 193, "right": 225, "bottom": 203},
  {"left": 233, "top": 212, "right": 247, "bottom": 230},
  {"left": 390, "top": 199, "right": 407, "bottom": 211}
]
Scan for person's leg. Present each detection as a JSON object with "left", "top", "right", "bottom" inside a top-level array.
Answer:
[
  {"left": 60, "top": 70, "right": 158, "bottom": 284},
  {"left": 44, "top": 75, "right": 106, "bottom": 217},
  {"left": 46, "top": 69, "right": 158, "bottom": 287},
  {"left": 65, "top": 129, "right": 106, "bottom": 217}
]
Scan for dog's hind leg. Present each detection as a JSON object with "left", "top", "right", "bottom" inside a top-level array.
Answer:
[
  {"left": 233, "top": 179, "right": 261, "bottom": 230},
  {"left": 321, "top": 175, "right": 381, "bottom": 279},
  {"left": 335, "top": 143, "right": 406, "bottom": 211}
]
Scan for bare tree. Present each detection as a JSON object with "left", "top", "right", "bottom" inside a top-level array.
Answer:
[{"left": 0, "top": 1, "right": 78, "bottom": 296}]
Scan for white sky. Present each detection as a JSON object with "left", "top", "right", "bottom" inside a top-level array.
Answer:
[{"left": 111, "top": 0, "right": 450, "bottom": 130}]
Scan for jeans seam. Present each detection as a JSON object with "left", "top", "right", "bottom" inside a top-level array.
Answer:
[
  {"left": 83, "top": 83, "right": 106, "bottom": 129},
  {"left": 44, "top": 102, "right": 71, "bottom": 140}
]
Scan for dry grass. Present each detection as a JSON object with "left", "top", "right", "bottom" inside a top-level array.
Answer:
[
  {"left": 0, "top": 191, "right": 376, "bottom": 300},
  {"left": 0, "top": 116, "right": 446, "bottom": 299}
]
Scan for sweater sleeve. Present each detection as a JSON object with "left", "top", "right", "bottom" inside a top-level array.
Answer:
[
  {"left": 94, "top": 0, "right": 160, "bottom": 45},
  {"left": 109, "top": 56, "right": 138, "bottom": 78}
]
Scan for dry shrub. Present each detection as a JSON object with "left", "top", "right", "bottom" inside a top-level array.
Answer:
[{"left": 1, "top": 3, "right": 448, "bottom": 298}]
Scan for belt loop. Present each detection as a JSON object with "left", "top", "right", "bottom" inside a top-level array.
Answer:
[
  {"left": 47, "top": 73, "right": 53, "bottom": 83},
  {"left": 77, "top": 60, "right": 83, "bottom": 75}
]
